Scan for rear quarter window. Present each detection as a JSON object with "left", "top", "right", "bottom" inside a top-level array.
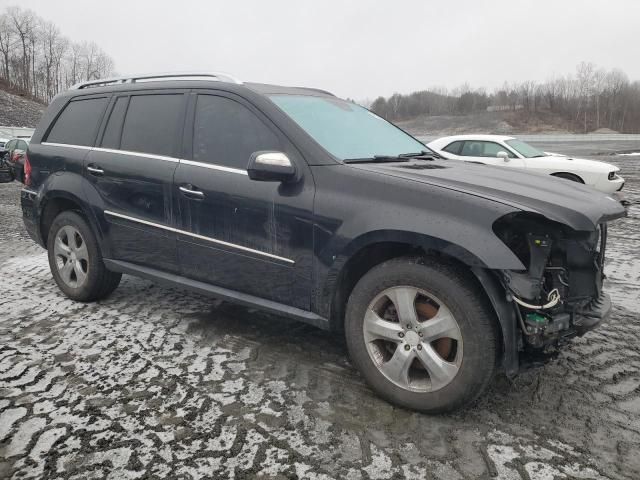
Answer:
[
  {"left": 442, "top": 141, "right": 463, "bottom": 155},
  {"left": 46, "top": 97, "right": 109, "bottom": 146}
]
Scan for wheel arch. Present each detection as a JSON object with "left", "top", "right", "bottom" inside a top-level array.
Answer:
[
  {"left": 35, "top": 170, "right": 111, "bottom": 254},
  {"left": 323, "top": 230, "right": 494, "bottom": 332},
  {"left": 322, "top": 231, "right": 518, "bottom": 375},
  {"left": 40, "top": 190, "right": 92, "bottom": 245}
]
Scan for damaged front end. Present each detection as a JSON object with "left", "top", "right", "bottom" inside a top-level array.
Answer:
[{"left": 493, "top": 212, "right": 612, "bottom": 369}]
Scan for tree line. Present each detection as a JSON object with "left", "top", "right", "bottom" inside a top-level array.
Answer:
[
  {"left": 370, "top": 62, "right": 640, "bottom": 133},
  {"left": 0, "top": 6, "right": 115, "bottom": 103}
]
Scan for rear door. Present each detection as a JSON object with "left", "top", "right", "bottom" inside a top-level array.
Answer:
[
  {"left": 85, "top": 90, "right": 187, "bottom": 273},
  {"left": 173, "top": 91, "right": 315, "bottom": 309},
  {"left": 37, "top": 94, "right": 110, "bottom": 185}
]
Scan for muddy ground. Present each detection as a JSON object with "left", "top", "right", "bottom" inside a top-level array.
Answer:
[{"left": 0, "top": 144, "right": 639, "bottom": 479}]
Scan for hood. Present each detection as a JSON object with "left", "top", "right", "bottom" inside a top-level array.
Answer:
[
  {"left": 350, "top": 159, "right": 626, "bottom": 231},
  {"left": 544, "top": 155, "right": 620, "bottom": 173}
]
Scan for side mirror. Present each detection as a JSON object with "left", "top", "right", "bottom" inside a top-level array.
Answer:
[
  {"left": 497, "top": 151, "right": 510, "bottom": 162},
  {"left": 247, "top": 151, "right": 296, "bottom": 182}
]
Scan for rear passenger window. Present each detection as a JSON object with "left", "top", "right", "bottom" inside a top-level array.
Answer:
[
  {"left": 120, "top": 94, "right": 184, "bottom": 157},
  {"left": 193, "top": 95, "right": 280, "bottom": 169},
  {"left": 46, "top": 97, "right": 109, "bottom": 146},
  {"left": 442, "top": 141, "right": 463, "bottom": 155},
  {"left": 460, "top": 141, "right": 484, "bottom": 157},
  {"left": 101, "top": 97, "right": 129, "bottom": 149}
]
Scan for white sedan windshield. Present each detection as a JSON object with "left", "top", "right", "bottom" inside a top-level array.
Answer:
[{"left": 505, "top": 139, "right": 546, "bottom": 158}]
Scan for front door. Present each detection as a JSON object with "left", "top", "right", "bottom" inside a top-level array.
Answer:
[
  {"left": 85, "top": 91, "right": 188, "bottom": 273},
  {"left": 174, "top": 92, "right": 315, "bottom": 310}
]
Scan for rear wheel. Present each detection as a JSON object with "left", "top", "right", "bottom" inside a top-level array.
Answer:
[
  {"left": 47, "top": 211, "right": 121, "bottom": 301},
  {"left": 345, "top": 256, "right": 498, "bottom": 413}
]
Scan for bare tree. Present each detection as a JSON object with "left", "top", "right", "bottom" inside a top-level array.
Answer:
[
  {"left": 68, "top": 41, "right": 84, "bottom": 85},
  {"left": 592, "top": 68, "right": 606, "bottom": 129},
  {"left": 0, "top": 13, "right": 14, "bottom": 81},
  {"left": 369, "top": 62, "right": 640, "bottom": 133},
  {"left": 7, "top": 6, "right": 37, "bottom": 91},
  {"left": 575, "top": 61, "right": 595, "bottom": 131},
  {"left": 0, "top": 5, "right": 115, "bottom": 102}
]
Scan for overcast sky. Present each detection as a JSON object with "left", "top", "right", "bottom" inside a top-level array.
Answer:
[{"left": 2, "top": 0, "right": 639, "bottom": 99}]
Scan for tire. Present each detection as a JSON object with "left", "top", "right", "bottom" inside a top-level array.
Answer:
[
  {"left": 551, "top": 172, "right": 584, "bottom": 183},
  {"left": 47, "top": 211, "right": 121, "bottom": 302},
  {"left": 345, "top": 256, "right": 499, "bottom": 413}
]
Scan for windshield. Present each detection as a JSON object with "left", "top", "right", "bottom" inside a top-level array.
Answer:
[
  {"left": 505, "top": 139, "right": 545, "bottom": 158},
  {"left": 269, "top": 95, "right": 427, "bottom": 160}
]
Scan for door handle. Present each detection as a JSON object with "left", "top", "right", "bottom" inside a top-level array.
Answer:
[
  {"left": 179, "top": 185, "right": 205, "bottom": 199},
  {"left": 87, "top": 165, "right": 104, "bottom": 176}
]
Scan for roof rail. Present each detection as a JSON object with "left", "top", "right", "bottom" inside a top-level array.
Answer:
[{"left": 70, "top": 71, "right": 243, "bottom": 90}]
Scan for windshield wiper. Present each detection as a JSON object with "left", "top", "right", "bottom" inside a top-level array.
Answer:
[
  {"left": 398, "top": 150, "right": 443, "bottom": 160},
  {"left": 344, "top": 150, "right": 442, "bottom": 164},
  {"left": 343, "top": 155, "right": 411, "bottom": 164}
]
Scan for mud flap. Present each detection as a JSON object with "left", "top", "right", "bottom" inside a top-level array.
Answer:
[{"left": 472, "top": 267, "right": 519, "bottom": 377}]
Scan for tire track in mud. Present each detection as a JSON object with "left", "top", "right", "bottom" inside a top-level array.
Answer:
[
  {"left": 2, "top": 250, "right": 626, "bottom": 479},
  {"left": 1, "top": 152, "right": 640, "bottom": 480}
]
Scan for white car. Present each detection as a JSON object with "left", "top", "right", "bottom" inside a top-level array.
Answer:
[{"left": 427, "top": 135, "right": 625, "bottom": 194}]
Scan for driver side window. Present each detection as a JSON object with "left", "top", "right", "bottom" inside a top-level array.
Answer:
[
  {"left": 482, "top": 141, "right": 516, "bottom": 158},
  {"left": 193, "top": 95, "right": 281, "bottom": 169}
]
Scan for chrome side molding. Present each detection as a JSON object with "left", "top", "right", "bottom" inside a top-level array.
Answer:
[{"left": 104, "top": 210, "right": 295, "bottom": 264}]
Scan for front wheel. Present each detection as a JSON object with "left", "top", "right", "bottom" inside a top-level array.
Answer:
[
  {"left": 47, "top": 211, "right": 122, "bottom": 302},
  {"left": 345, "top": 256, "right": 499, "bottom": 413}
]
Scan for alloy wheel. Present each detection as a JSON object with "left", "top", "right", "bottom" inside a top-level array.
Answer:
[
  {"left": 363, "top": 286, "right": 463, "bottom": 392},
  {"left": 53, "top": 225, "right": 89, "bottom": 288}
]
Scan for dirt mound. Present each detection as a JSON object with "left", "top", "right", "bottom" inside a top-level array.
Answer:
[
  {"left": 591, "top": 127, "right": 619, "bottom": 134},
  {"left": 396, "top": 111, "right": 573, "bottom": 137}
]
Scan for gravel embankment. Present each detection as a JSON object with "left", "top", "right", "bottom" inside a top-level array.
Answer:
[{"left": 0, "top": 90, "right": 45, "bottom": 129}]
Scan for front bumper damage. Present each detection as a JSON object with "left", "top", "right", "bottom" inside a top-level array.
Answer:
[
  {"left": 483, "top": 213, "right": 617, "bottom": 376},
  {"left": 473, "top": 268, "right": 612, "bottom": 378}
]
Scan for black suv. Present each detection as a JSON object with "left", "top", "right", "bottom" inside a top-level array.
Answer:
[{"left": 21, "top": 72, "right": 625, "bottom": 412}]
